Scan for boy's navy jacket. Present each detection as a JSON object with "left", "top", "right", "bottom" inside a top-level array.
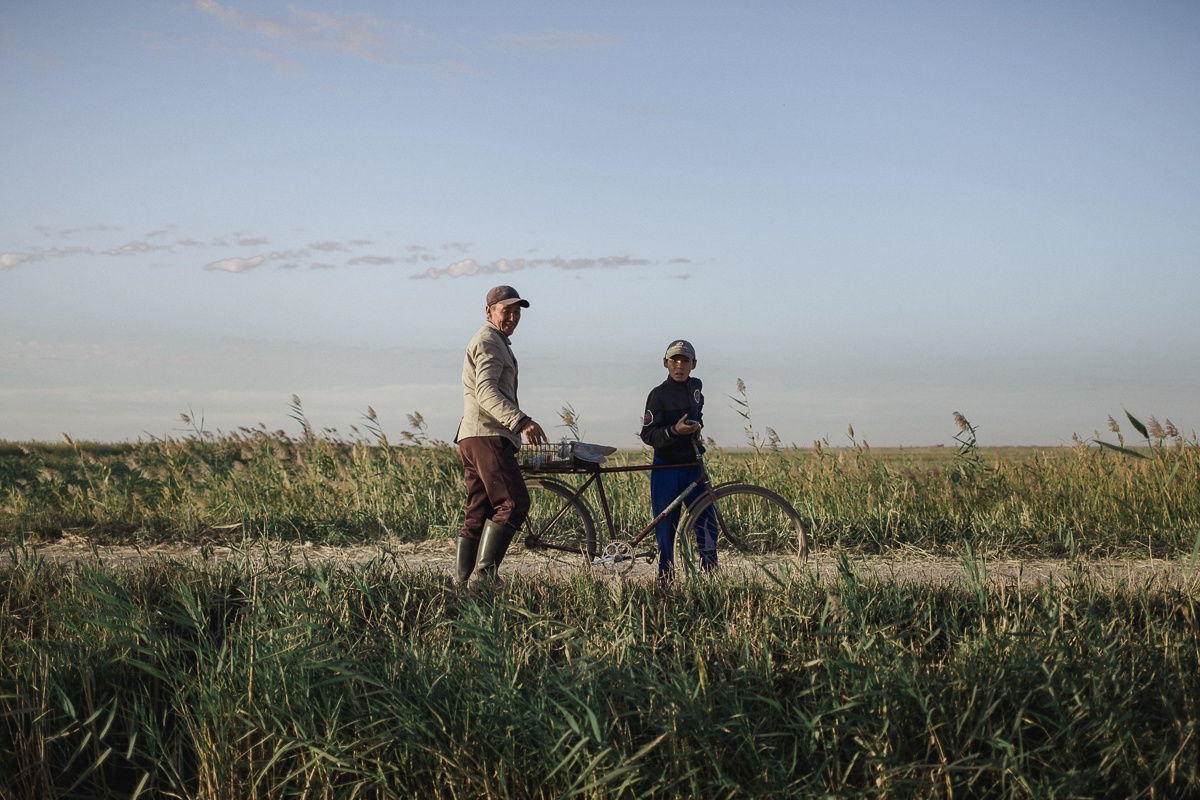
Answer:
[{"left": 640, "top": 377, "right": 705, "bottom": 464}]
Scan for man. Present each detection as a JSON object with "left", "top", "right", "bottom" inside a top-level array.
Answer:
[{"left": 454, "top": 285, "right": 547, "bottom": 584}]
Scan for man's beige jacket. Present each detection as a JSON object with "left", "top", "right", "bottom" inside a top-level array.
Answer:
[{"left": 455, "top": 322, "right": 527, "bottom": 447}]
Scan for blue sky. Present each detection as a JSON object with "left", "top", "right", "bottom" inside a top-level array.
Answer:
[{"left": 3, "top": 1, "right": 1198, "bottom": 449}]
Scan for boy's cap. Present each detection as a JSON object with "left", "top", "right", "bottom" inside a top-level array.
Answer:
[
  {"left": 664, "top": 339, "right": 696, "bottom": 360},
  {"left": 486, "top": 285, "right": 529, "bottom": 308}
]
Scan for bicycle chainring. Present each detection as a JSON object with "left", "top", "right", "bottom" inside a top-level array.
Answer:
[{"left": 595, "top": 540, "right": 636, "bottom": 575}]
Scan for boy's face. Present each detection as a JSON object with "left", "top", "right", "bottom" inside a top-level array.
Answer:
[{"left": 664, "top": 355, "right": 696, "bottom": 383}]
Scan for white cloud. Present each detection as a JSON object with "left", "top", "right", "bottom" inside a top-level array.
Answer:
[
  {"left": 268, "top": 249, "right": 308, "bottom": 261},
  {"left": 5, "top": 223, "right": 664, "bottom": 281},
  {"left": 195, "top": 0, "right": 315, "bottom": 45},
  {"left": 1, "top": 247, "right": 93, "bottom": 270},
  {"left": 193, "top": 0, "right": 450, "bottom": 70},
  {"left": 287, "top": 6, "right": 393, "bottom": 61},
  {"left": 1, "top": 252, "right": 34, "bottom": 270},
  {"left": 105, "top": 241, "right": 154, "bottom": 256},
  {"left": 201, "top": 248, "right": 310, "bottom": 272},
  {"left": 413, "top": 254, "right": 653, "bottom": 279},
  {"left": 414, "top": 257, "right": 524, "bottom": 280},
  {"left": 347, "top": 252, "right": 435, "bottom": 266},
  {"left": 204, "top": 255, "right": 266, "bottom": 273},
  {"left": 51, "top": 224, "right": 118, "bottom": 237},
  {"left": 584, "top": 255, "right": 649, "bottom": 269},
  {"left": 44, "top": 247, "right": 92, "bottom": 259}
]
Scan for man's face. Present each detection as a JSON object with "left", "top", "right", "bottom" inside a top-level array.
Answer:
[
  {"left": 487, "top": 302, "right": 521, "bottom": 336},
  {"left": 665, "top": 355, "right": 696, "bottom": 383}
]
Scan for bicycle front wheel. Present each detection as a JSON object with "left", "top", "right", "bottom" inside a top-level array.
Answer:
[
  {"left": 522, "top": 477, "right": 598, "bottom": 565},
  {"left": 680, "top": 484, "right": 809, "bottom": 563}
]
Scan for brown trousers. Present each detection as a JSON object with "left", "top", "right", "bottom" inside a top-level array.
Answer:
[{"left": 457, "top": 436, "right": 530, "bottom": 540}]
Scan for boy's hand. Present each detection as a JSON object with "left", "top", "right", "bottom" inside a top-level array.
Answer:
[{"left": 673, "top": 415, "right": 701, "bottom": 436}]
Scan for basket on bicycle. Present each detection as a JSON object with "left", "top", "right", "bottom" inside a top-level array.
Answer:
[{"left": 519, "top": 440, "right": 617, "bottom": 472}]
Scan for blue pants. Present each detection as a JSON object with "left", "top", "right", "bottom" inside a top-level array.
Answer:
[{"left": 650, "top": 459, "right": 718, "bottom": 579}]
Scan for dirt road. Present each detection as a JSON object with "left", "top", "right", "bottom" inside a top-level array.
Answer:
[{"left": 17, "top": 535, "right": 1197, "bottom": 589}]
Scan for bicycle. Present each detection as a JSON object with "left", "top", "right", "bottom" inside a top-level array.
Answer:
[{"left": 517, "top": 440, "right": 809, "bottom": 573}]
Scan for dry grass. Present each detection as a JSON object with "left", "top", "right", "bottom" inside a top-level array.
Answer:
[{"left": 2, "top": 402, "right": 1199, "bottom": 561}]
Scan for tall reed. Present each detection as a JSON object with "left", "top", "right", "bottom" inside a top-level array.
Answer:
[
  {"left": 2, "top": 402, "right": 1198, "bottom": 558},
  {"left": 2, "top": 551, "right": 1197, "bottom": 798}
]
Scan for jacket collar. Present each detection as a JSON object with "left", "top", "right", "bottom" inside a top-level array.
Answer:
[{"left": 485, "top": 321, "right": 512, "bottom": 344}]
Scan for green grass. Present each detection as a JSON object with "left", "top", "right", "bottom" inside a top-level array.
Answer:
[
  {"left": 3, "top": 402, "right": 1198, "bottom": 798},
  {"left": 2, "top": 551, "right": 1197, "bottom": 798},
  {"left": 3, "top": 408, "right": 1198, "bottom": 558}
]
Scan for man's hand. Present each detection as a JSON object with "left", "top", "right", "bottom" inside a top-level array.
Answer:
[
  {"left": 673, "top": 415, "right": 701, "bottom": 436},
  {"left": 522, "top": 420, "right": 548, "bottom": 446}
]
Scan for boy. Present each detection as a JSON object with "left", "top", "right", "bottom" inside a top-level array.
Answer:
[{"left": 639, "top": 340, "right": 717, "bottom": 581}]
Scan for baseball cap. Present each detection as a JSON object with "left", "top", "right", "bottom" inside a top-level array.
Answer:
[
  {"left": 486, "top": 285, "right": 530, "bottom": 308},
  {"left": 664, "top": 339, "right": 696, "bottom": 360}
]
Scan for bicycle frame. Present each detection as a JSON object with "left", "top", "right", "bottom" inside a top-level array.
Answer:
[{"left": 523, "top": 455, "right": 741, "bottom": 559}]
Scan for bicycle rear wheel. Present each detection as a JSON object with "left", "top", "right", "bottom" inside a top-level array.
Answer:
[
  {"left": 522, "top": 477, "right": 597, "bottom": 565},
  {"left": 680, "top": 483, "right": 809, "bottom": 563}
]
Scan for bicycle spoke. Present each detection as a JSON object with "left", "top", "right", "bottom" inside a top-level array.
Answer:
[
  {"left": 522, "top": 478, "right": 597, "bottom": 566},
  {"left": 684, "top": 484, "right": 809, "bottom": 562}
]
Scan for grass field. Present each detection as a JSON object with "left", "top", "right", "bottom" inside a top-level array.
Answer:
[
  {"left": 2, "top": 406, "right": 1197, "bottom": 558},
  {"left": 2, "top": 551, "right": 1198, "bottom": 799},
  {"left": 2, "top": 406, "right": 1198, "bottom": 797}
]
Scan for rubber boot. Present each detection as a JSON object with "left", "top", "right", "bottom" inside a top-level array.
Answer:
[
  {"left": 456, "top": 536, "right": 480, "bottom": 585},
  {"left": 476, "top": 519, "right": 517, "bottom": 580}
]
